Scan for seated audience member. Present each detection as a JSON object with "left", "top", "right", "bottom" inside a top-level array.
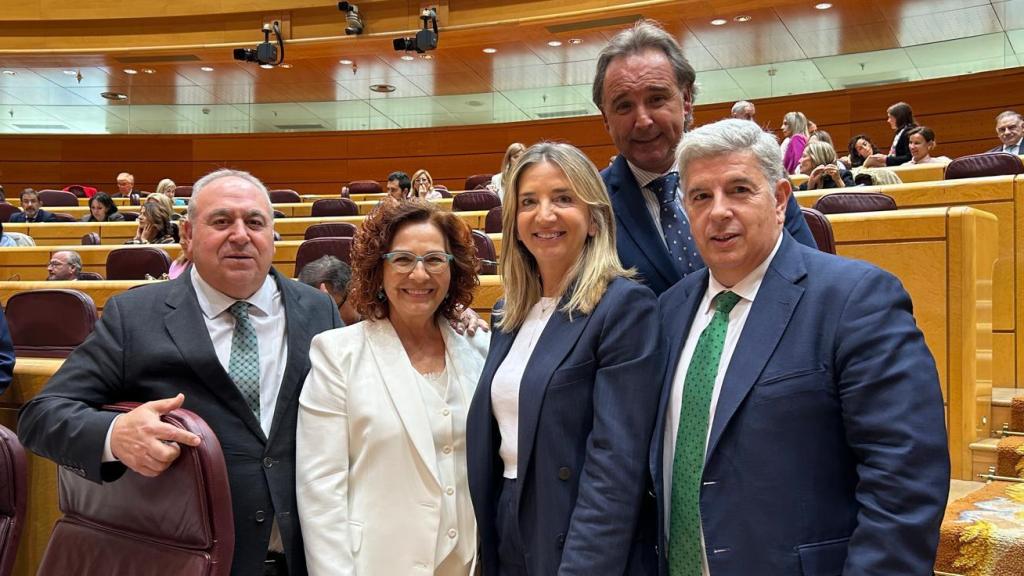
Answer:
[
  {"left": 988, "top": 110, "right": 1023, "bottom": 155},
  {"left": 0, "top": 305, "right": 11, "bottom": 395},
  {"left": 168, "top": 216, "right": 191, "bottom": 279},
  {"left": 488, "top": 142, "right": 526, "bottom": 200},
  {"left": 146, "top": 192, "right": 181, "bottom": 221},
  {"left": 114, "top": 172, "right": 136, "bottom": 198},
  {"left": 809, "top": 129, "right": 833, "bottom": 145},
  {"left": 410, "top": 169, "right": 442, "bottom": 200},
  {"left": 297, "top": 255, "right": 360, "bottom": 325},
  {"left": 83, "top": 192, "right": 125, "bottom": 222},
  {"left": 780, "top": 111, "right": 810, "bottom": 174},
  {"left": 730, "top": 100, "right": 756, "bottom": 121},
  {"left": 386, "top": 171, "right": 412, "bottom": 200},
  {"left": 125, "top": 201, "right": 175, "bottom": 244},
  {"left": 47, "top": 250, "right": 82, "bottom": 281},
  {"left": 864, "top": 101, "right": 916, "bottom": 167},
  {"left": 798, "top": 141, "right": 854, "bottom": 190},
  {"left": 839, "top": 134, "right": 878, "bottom": 169},
  {"left": 0, "top": 184, "right": 5, "bottom": 202},
  {"left": 0, "top": 221, "right": 16, "bottom": 247},
  {"left": 154, "top": 178, "right": 176, "bottom": 197},
  {"left": 9, "top": 188, "right": 56, "bottom": 223},
  {"left": 903, "top": 126, "right": 951, "bottom": 165}
]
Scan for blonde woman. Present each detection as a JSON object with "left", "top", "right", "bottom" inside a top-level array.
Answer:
[
  {"left": 125, "top": 201, "right": 175, "bottom": 244},
  {"left": 411, "top": 169, "right": 442, "bottom": 199},
  {"left": 154, "top": 178, "right": 176, "bottom": 197},
  {"left": 467, "top": 142, "right": 663, "bottom": 576},
  {"left": 488, "top": 142, "right": 526, "bottom": 200},
  {"left": 781, "top": 111, "right": 810, "bottom": 174},
  {"left": 797, "top": 141, "right": 854, "bottom": 190}
]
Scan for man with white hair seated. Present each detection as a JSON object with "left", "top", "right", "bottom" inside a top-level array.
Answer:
[{"left": 730, "top": 100, "right": 756, "bottom": 121}]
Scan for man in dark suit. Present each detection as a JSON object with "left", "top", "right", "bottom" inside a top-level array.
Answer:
[
  {"left": 653, "top": 119, "right": 949, "bottom": 575},
  {"left": 19, "top": 168, "right": 341, "bottom": 576},
  {"left": 592, "top": 20, "right": 816, "bottom": 296},
  {"left": 9, "top": 188, "right": 56, "bottom": 223},
  {"left": 0, "top": 306, "right": 14, "bottom": 395},
  {"left": 987, "top": 110, "right": 1023, "bottom": 155}
]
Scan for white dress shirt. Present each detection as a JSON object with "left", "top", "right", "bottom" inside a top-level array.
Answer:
[
  {"left": 1000, "top": 139, "right": 1022, "bottom": 155},
  {"left": 662, "top": 233, "right": 783, "bottom": 575},
  {"left": 627, "top": 159, "right": 684, "bottom": 247}
]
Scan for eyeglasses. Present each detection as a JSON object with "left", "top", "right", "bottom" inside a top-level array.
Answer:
[{"left": 382, "top": 251, "right": 453, "bottom": 274}]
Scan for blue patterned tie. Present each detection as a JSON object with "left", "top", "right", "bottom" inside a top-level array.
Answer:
[
  {"left": 228, "top": 301, "right": 260, "bottom": 417},
  {"left": 650, "top": 172, "right": 702, "bottom": 275}
]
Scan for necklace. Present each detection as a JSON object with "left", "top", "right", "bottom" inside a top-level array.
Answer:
[{"left": 539, "top": 297, "right": 556, "bottom": 316}]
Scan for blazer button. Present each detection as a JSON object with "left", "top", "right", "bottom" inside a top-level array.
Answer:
[
  {"left": 558, "top": 467, "right": 571, "bottom": 481},
  {"left": 556, "top": 533, "right": 565, "bottom": 549},
  {"left": 263, "top": 457, "right": 274, "bottom": 468},
  {"left": 254, "top": 510, "right": 266, "bottom": 523}
]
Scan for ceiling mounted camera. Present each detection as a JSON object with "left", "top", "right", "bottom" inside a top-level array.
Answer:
[
  {"left": 393, "top": 7, "right": 438, "bottom": 54},
  {"left": 338, "top": 2, "right": 364, "bottom": 35},
  {"left": 233, "top": 21, "right": 285, "bottom": 68}
]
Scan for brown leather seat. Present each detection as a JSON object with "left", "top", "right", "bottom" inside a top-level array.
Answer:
[
  {"left": 36, "top": 404, "right": 234, "bottom": 576},
  {"left": 268, "top": 189, "right": 301, "bottom": 204},
  {"left": 812, "top": 191, "right": 897, "bottom": 214},
  {"left": 81, "top": 232, "right": 101, "bottom": 245},
  {"left": 77, "top": 271, "right": 104, "bottom": 281},
  {"left": 50, "top": 213, "right": 76, "bottom": 223},
  {"left": 471, "top": 230, "right": 498, "bottom": 275},
  {"left": 433, "top": 185, "right": 452, "bottom": 198},
  {"left": 464, "top": 174, "right": 493, "bottom": 191},
  {"left": 311, "top": 198, "right": 359, "bottom": 217},
  {"left": 173, "top": 185, "right": 193, "bottom": 198},
  {"left": 0, "top": 424, "right": 27, "bottom": 576},
  {"left": 484, "top": 206, "right": 503, "bottom": 234},
  {"left": 5, "top": 289, "right": 97, "bottom": 358},
  {"left": 800, "top": 207, "right": 835, "bottom": 255},
  {"left": 0, "top": 204, "right": 20, "bottom": 223},
  {"left": 295, "top": 237, "right": 353, "bottom": 274},
  {"left": 945, "top": 152, "right": 1024, "bottom": 180},
  {"left": 38, "top": 190, "right": 79, "bottom": 207},
  {"left": 106, "top": 247, "right": 171, "bottom": 280},
  {"left": 347, "top": 180, "right": 381, "bottom": 195},
  {"left": 452, "top": 190, "right": 501, "bottom": 212},
  {"left": 120, "top": 211, "right": 139, "bottom": 222},
  {"left": 304, "top": 222, "right": 358, "bottom": 240}
]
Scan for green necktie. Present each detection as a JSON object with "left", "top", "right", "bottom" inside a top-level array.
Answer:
[
  {"left": 228, "top": 301, "right": 261, "bottom": 418},
  {"left": 669, "top": 290, "right": 742, "bottom": 576}
]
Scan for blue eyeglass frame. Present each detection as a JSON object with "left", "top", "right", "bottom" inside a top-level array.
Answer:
[{"left": 381, "top": 251, "right": 454, "bottom": 270}]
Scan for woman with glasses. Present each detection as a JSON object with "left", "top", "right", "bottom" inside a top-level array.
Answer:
[
  {"left": 411, "top": 169, "right": 443, "bottom": 200},
  {"left": 296, "top": 199, "right": 487, "bottom": 576},
  {"left": 467, "top": 142, "right": 663, "bottom": 576}
]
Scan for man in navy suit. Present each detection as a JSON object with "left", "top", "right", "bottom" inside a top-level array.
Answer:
[
  {"left": 653, "top": 118, "right": 949, "bottom": 575},
  {"left": 9, "top": 188, "right": 56, "bottom": 223},
  {"left": 986, "top": 110, "right": 1023, "bottom": 155},
  {"left": 592, "top": 20, "right": 816, "bottom": 296}
]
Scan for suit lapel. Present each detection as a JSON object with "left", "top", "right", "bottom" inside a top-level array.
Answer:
[
  {"left": 267, "top": 270, "right": 313, "bottom": 445},
  {"left": 705, "top": 236, "right": 807, "bottom": 463},
  {"left": 163, "top": 275, "right": 267, "bottom": 442},
  {"left": 608, "top": 157, "right": 679, "bottom": 288}
]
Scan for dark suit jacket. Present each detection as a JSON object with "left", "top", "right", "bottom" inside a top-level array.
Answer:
[
  {"left": 0, "top": 306, "right": 13, "bottom": 395},
  {"left": 468, "top": 277, "right": 664, "bottom": 576},
  {"left": 886, "top": 125, "right": 915, "bottom": 166},
  {"left": 18, "top": 269, "right": 341, "bottom": 576},
  {"left": 651, "top": 233, "right": 949, "bottom": 575},
  {"left": 797, "top": 168, "right": 855, "bottom": 191},
  {"left": 9, "top": 208, "right": 55, "bottom": 223},
  {"left": 602, "top": 156, "right": 817, "bottom": 296},
  {"left": 987, "top": 139, "right": 1022, "bottom": 153}
]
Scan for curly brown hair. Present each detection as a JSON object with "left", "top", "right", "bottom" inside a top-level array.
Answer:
[{"left": 349, "top": 199, "right": 478, "bottom": 322}]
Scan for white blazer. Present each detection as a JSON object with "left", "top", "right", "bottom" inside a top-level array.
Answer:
[{"left": 296, "top": 318, "right": 489, "bottom": 576}]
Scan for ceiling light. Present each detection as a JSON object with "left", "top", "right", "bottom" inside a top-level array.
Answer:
[
  {"left": 568, "top": 38, "right": 583, "bottom": 45},
  {"left": 370, "top": 83, "right": 395, "bottom": 93},
  {"left": 339, "top": 59, "right": 353, "bottom": 65},
  {"left": 482, "top": 47, "right": 497, "bottom": 54},
  {"left": 142, "top": 68, "right": 156, "bottom": 74},
  {"left": 421, "top": 54, "right": 433, "bottom": 60},
  {"left": 734, "top": 15, "right": 751, "bottom": 22},
  {"left": 101, "top": 91, "right": 128, "bottom": 101},
  {"left": 259, "top": 63, "right": 274, "bottom": 69},
  {"left": 711, "top": 19, "right": 727, "bottom": 26},
  {"left": 63, "top": 70, "right": 78, "bottom": 76},
  {"left": 123, "top": 68, "right": 138, "bottom": 75},
  {"left": 279, "top": 63, "right": 292, "bottom": 68},
  {"left": 2, "top": 70, "right": 15, "bottom": 76},
  {"left": 400, "top": 54, "right": 415, "bottom": 61},
  {"left": 815, "top": 2, "right": 833, "bottom": 9},
  {"left": 547, "top": 40, "right": 563, "bottom": 47},
  {"left": 201, "top": 66, "right": 215, "bottom": 72}
]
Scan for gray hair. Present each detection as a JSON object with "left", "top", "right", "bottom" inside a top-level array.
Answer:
[
  {"left": 188, "top": 168, "right": 272, "bottom": 220},
  {"left": 677, "top": 118, "right": 785, "bottom": 188},
  {"left": 55, "top": 250, "right": 82, "bottom": 273},
  {"left": 996, "top": 110, "right": 1023, "bottom": 124},
  {"left": 783, "top": 111, "right": 809, "bottom": 136},
  {"left": 731, "top": 100, "right": 754, "bottom": 116},
  {"left": 297, "top": 255, "right": 352, "bottom": 297},
  {"left": 592, "top": 19, "right": 696, "bottom": 109}
]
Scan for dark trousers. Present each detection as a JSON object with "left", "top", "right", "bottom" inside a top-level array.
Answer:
[
  {"left": 264, "top": 551, "right": 288, "bottom": 576},
  {"left": 497, "top": 478, "right": 529, "bottom": 576}
]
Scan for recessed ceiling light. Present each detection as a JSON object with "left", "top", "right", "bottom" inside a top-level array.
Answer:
[
  {"left": 200, "top": 66, "right": 215, "bottom": 72},
  {"left": 482, "top": 48, "right": 497, "bottom": 54},
  {"left": 2, "top": 70, "right": 15, "bottom": 76},
  {"left": 259, "top": 63, "right": 274, "bottom": 69},
  {"left": 420, "top": 54, "right": 433, "bottom": 60},
  {"left": 815, "top": 2, "right": 833, "bottom": 9},
  {"left": 734, "top": 15, "right": 751, "bottom": 22},
  {"left": 339, "top": 59, "right": 353, "bottom": 65},
  {"left": 567, "top": 38, "right": 583, "bottom": 45},
  {"left": 63, "top": 70, "right": 78, "bottom": 76},
  {"left": 101, "top": 91, "right": 128, "bottom": 101},
  {"left": 400, "top": 54, "right": 414, "bottom": 61},
  {"left": 123, "top": 68, "right": 138, "bottom": 75},
  {"left": 710, "top": 19, "right": 727, "bottom": 26},
  {"left": 369, "top": 83, "right": 396, "bottom": 93},
  {"left": 279, "top": 63, "right": 292, "bottom": 68},
  {"left": 547, "top": 40, "right": 563, "bottom": 47},
  {"left": 142, "top": 68, "right": 155, "bottom": 74}
]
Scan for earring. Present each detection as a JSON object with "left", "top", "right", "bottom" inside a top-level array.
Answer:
[{"left": 376, "top": 289, "right": 386, "bottom": 301}]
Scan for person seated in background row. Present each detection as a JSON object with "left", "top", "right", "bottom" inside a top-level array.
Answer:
[
  {"left": 410, "top": 168, "right": 442, "bottom": 200},
  {"left": 839, "top": 134, "right": 878, "bottom": 169},
  {"left": 125, "top": 201, "right": 175, "bottom": 244},
  {"left": 167, "top": 216, "right": 191, "bottom": 279},
  {"left": 386, "top": 170, "right": 412, "bottom": 200},
  {"left": 154, "top": 178, "right": 176, "bottom": 197},
  {"left": 47, "top": 250, "right": 83, "bottom": 280},
  {"left": 730, "top": 100, "right": 756, "bottom": 121},
  {"left": 146, "top": 192, "right": 182, "bottom": 221},
  {"left": 0, "top": 221, "right": 16, "bottom": 247},
  {"left": 987, "top": 110, "right": 1023, "bottom": 155},
  {"left": 114, "top": 172, "right": 136, "bottom": 198},
  {"left": 488, "top": 142, "right": 526, "bottom": 200},
  {"left": 798, "top": 141, "right": 854, "bottom": 190},
  {"left": 903, "top": 126, "right": 951, "bottom": 165},
  {"left": 9, "top": 188, "right": 56, "bottom": 223},
  {"left": 83, "top": 192, "right": 125, "bottom": 222},
  {"left": 0, "top": 305, "right": 13, "bottom": 395},
  {"left": 0, "top": 184, "right": 5, "bottom": 202},
  {"left": 780, "top": 111, "right": 810, "bottom": 174},
  {"left": 864, "top": 101, "right": 917, "bottom": 167},
  {"left": 297, "top": 255, "right": 360, "bottom": 325},
  {"left": 808, "top": 129, "right": 832, "bottom": 146},
  {"left": 0, "top": 220, "right": 35, "bottom": 247}
]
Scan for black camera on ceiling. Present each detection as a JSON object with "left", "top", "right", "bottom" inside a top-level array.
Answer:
[
  {"left": 393, "top": 7, "right": 438, "bottom": 54},
  {"left": 338, "top": 2, "right": 363, "bottom": 35},
  {"left": 233, "top": 22, "right": 284, "bottom": 67}
]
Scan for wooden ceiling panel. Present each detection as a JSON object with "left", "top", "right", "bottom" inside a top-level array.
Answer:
[
  {"left": 776, "top": 1, "right": 888, "bottom": 31},
  {"left": 796, "top": 23, "right": 902, "bottom": 59},
  {"left": 489, "top": 64, "right": 567, "bottom": 91},
  {"left": 405, "top": 72, "right": 494, "bottom": 96},
  {"left": 871, "top": 0, "right": 993, "bottom": 20},
  {"left": 891, "top": 4, "right": 1003, "bottom": 47}
]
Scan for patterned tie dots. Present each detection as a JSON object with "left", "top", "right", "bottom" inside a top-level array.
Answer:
[
  {"left": 228, "top": 301, "right": 261, "bottom": 417},
  {"left": 649, "top": 171, "right": 704, "bottom": 276}
]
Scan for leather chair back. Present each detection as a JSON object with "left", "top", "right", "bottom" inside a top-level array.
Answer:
[
  {"left": 37, "top": 404, "right": 234, "bottom": 576},
  {"left": 812, "top": 191, "right": 897, "bottom": 214},
  {"left": 173, "top": 186, "right": 193, "bottom": 198},
  {"left": 120, "top": 211, "right": 139, "bottom": 222},
  {"left": 5, "top": 289, "right": 97, "bottom": 358},
  {"left": 38, "top": 190, "right": 79, "bottom": 207},
  {"left": 433, "top": 185, "right": 452, "bottom": 198},
  {"left": 106, "top": 247, "right": 171, "bottom": 280},
  {"left": 0, "top": 204, "right": 20, "bottom": 223},
  {"left": 800, "top": 207, "right": 836, "bottom": 254},
  {"left": 0, "top": 424, "right": 27, "bottom": 576},
  {"left": 452, "top": 190, "right": 501, "bottom": 212},
  {"left": 81, "top": 232, "right": 101, "bottom": 245},
  {"left": 347, "top": 180, "right": 381, "bottom": 195},
  {"left": 268, "top": 190, "right": 301, "bottom": 204},
  {"left": 311, "top": 198, "right": 359, "bottom": 217},
  {"left": 304, "top": 222, "right": 358, "bottom": 240},
  {"left": 471, "top": 230, "right": 498, "bottom": 275},
  {"left": 945, "top": 152, "right": 1024, "bottom": 180},
  {"left": 77, "top": 272, "right": 104, "bottom": 281},
  {"left": 484, "top": 206, "right": 503, "bottom": 234},
  {"left": 51, "top": 213, "right": 76, "bottom": 222},
  {"left": 464, "top": 174, "right": 493, "bottom": 191},
  {"left": 295, "top": 237, "right": 353, "bottom": 275}
]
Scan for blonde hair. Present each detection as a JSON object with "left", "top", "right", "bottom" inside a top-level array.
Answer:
[
  {"left": 783, "top": 111, "right": 809, "bottom": 137},
  {"left": 410, "top": 169, "right": 434, "bottom": 199},
  {"left": 145, "top": 192, "right": 174, "bottom": 214},
  {"left": 497, "top": 142, "right": 632, "bottom": 331},
  {"left": 154, "top": 178, "right": 176, "bottom": 197},
  {"left": 499, "top": 142, "right": 526, "bottom": 190},
  {"left": 803, "top": 141, "right": 837, "bottom": 168}
]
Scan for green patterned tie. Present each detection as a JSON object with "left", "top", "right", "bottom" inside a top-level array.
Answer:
[
  {"left": 669, "top": 290, "right": 742, "bottom": 576},
  {"left": 228, "top": 301, "right": 261, "bottom": 418}
]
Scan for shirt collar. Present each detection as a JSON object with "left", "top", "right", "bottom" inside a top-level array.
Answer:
[
  {"left": 626, "top": 159, "right": 680, "bottom": 191},
  {"left": 703, "top": 231, "right": 784, "bottom": 311},
  {"left": 190, "top": 266, "right": 278, "bottom": 319}
]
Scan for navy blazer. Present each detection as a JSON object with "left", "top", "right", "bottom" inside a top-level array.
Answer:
[
  {"left": 9, "top": 208, "right": 56, "bottom": 223},
  {"left": 651, "top": 233, "right": 949, "bottom": 575},
  {"left": 886, "top": 125, "right": 916, "bottom": 166},
  {"left": 467, "top": 277, "right": 664, "bottom": 576},
  {"left": 602, "top": 156, "right": 817, "bottom": 296}
]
